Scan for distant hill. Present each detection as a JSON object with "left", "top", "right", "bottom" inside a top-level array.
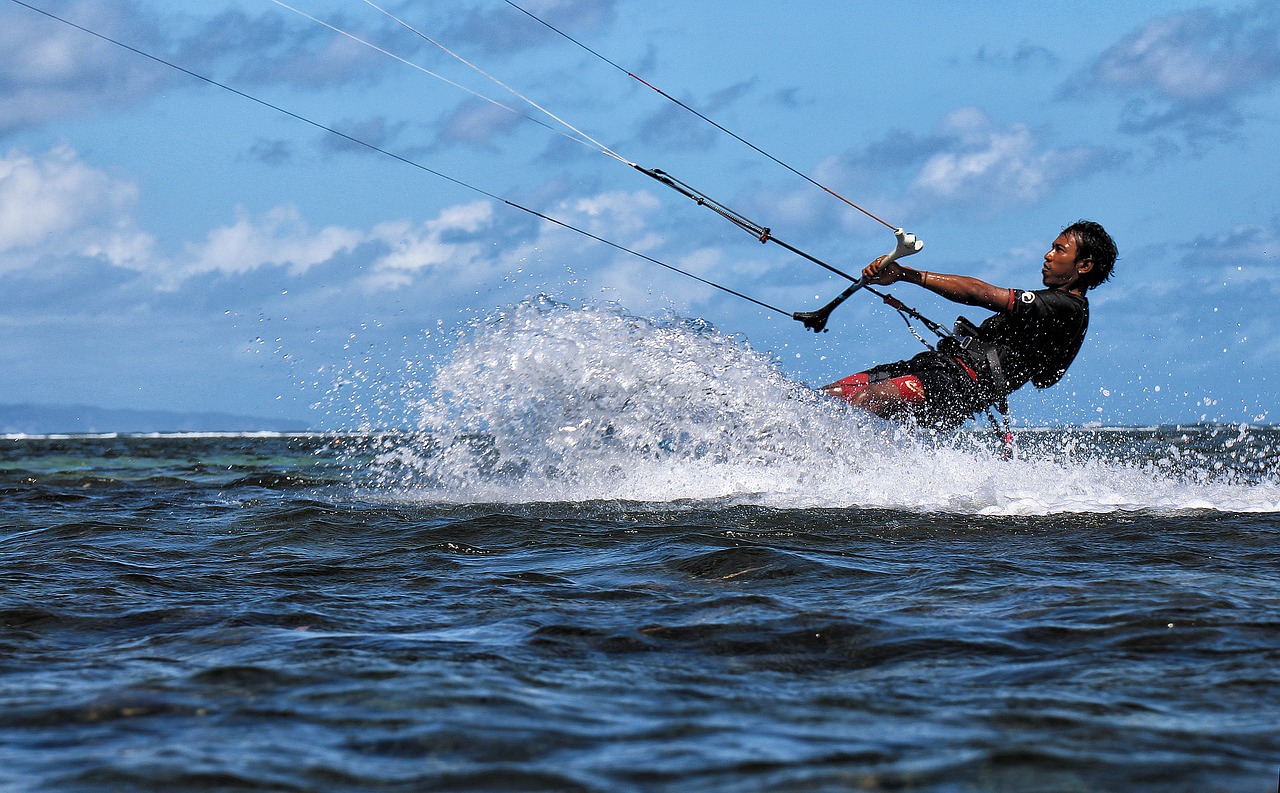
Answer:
[{"left": 0, "top": 403, "right": 310, "bottom": 435}]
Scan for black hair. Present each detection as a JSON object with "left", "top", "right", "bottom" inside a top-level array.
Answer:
[{"left": 1063, "top": 220, "right": 1117, "bottom": 291}]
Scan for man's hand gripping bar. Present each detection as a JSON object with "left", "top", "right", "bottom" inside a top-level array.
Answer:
[{"left": 792, "top": 228, "right": 924, "bottom": 333}]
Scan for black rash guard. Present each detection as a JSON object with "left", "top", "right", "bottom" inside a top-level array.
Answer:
[{"left": 975, "top": 288, "right": 1089, "bottom": 393}]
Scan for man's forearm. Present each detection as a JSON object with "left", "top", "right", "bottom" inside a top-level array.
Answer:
[{"left": 899, "top": 268, "right": 1010, "bottom": 312}]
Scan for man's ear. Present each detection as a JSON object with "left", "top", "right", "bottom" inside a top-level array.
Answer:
[{"left": 1076, "top": 256, "right": 1094, "bottom": 274}]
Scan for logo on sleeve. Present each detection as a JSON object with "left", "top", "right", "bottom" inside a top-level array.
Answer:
[{"left": 1020, "top": 291, "right": 1036, "bottom": 304}]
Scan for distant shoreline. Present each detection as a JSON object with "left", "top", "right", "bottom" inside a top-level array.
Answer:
[{"left": 0, "top": 403, "right": 309, "bottom": 435}]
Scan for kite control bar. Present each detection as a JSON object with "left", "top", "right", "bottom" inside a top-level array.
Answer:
[{"left": 792, "top": 228, "right": 923, "bottom": 333}]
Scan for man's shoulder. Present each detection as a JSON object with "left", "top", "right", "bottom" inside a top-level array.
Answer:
[
  {"left": 1026, "top": 287, "right": 1086, "bottom": 301},
  {"left": 1014, "top": 288, "right": 1086, "bottom": 312}
]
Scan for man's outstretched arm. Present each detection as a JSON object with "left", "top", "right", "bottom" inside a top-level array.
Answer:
[{"left": 863, "top": 257, "right": 1012, "bottom": 313}]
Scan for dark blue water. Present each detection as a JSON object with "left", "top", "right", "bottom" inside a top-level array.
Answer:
[
  {"left": 2, "top": 429, "right": 1278, "bottom": 792},
  {"left": 5, "top": 306, "right": 1279, "bottom": 791}
]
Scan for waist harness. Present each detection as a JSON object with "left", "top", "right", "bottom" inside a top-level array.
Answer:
[{"left": 942, "top": 316, "right": 1010, "bottom": 412}]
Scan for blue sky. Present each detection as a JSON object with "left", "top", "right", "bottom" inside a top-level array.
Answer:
[{"left": 1, "top": 0, "right": 1277, "bottom": 427}]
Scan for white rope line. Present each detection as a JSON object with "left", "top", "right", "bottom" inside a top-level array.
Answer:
[
  {"left": 357, "top": 0, "right": 633, "bottom": 166},
  {"left": 266, "top": 0, "right": 602, "bottom": 155}
]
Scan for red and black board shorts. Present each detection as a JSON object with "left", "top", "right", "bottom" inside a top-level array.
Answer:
[{"left": 850, "top": 350, "right": 990, "bottom": 430}]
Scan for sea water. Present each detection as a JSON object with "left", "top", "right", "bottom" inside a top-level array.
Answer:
[{"left": 2, "top": 300, "right": 1277, "bottom": 791}]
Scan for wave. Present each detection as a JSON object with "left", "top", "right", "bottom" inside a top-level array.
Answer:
[{"left": 326, "top": 298, "right": 1280, "bottom": 515}]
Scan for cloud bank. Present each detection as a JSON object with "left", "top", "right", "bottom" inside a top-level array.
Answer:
[
  {"left": 1073, "top": 0, "right": 1280, "bottom": 140},
  {"left": 0, "top": 0, "right": 169, "bottom": 133}
]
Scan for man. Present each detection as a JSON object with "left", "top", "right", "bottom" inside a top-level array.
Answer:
[{"left": 821, "top": 220, "right": 1117, "bottom": 430}]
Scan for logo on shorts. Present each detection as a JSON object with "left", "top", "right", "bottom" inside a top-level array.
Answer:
[{"left": 1020, "top": 291, "right": 1036, "bottom": 304}]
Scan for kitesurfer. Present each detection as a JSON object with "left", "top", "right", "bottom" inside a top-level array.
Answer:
[{"left": 821, "top": 220, "right": 1117, "bottom": 430}]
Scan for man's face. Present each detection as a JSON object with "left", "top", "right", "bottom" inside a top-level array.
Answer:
[{"left": 1042, "top": 232, "right": 1089, "bottom": 290}]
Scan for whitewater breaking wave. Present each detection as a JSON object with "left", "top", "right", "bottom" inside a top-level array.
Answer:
[{"left": 327, "top": 298, "right": 1280, "bottom": 515}]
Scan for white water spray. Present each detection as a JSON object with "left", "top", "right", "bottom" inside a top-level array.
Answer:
[{"left": 330, "top": 299, "right": 1280, "bottom": 514}]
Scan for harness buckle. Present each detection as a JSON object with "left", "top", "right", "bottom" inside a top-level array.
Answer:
[{"left": 952, "top": 316, "right": 982, "bottom": 351}]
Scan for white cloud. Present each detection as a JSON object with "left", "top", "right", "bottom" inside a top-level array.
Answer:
[
  {"left": 436, "top": 99, "right": 524, "bottom": 149},
  {"left": 754, "top": 108, "right": 1110, "bottom": 233},
  {"left": 594, "top": 246, "right": 728, "bottom": 312},
  {"left": 179, "top": 205, "right": 363, "bottom": 282},
  {"left": 1075, "top": 1, "right": 1280, "bottom": 137},
  {"left": 236, "top": 20, "right": 385, "bottom": 89},
  {"left": 566, "top": 190, "right": 663, "bottom": 242},
  {"left": 359, "top": 201, "right": 496, "bottom": 290},
  {"left": 0, "top": 142, "right": 771, "bottom": 321},
  {"left": 0, "top": 144, "right": 682, "bottom": 301},
  {"left": 0, "top": 146, "right": 154, "bottom": 272},
  {"left": 0, "top": 146, "right": 500, "bottom": 291},
  {"left": 0, "top": 1, "right": 168, "bottom": 133},
  {"left": 176, "top": 199, "right": 513, "bottom": 293},
  {"left": 1179, "top": 222, "right": 1280, "bottom": 288},
  {"left": 908, "top": 108, "right": 1106, "bottom": 211},
  {"left": 446, "top": 0, "right": 616, "bottom": 57},
  {"left": 0, "top": 1, "right": 427, "bottom": 137},
  {"left": 1092, "top": 4, "right": 1279, "bottom": 103}
]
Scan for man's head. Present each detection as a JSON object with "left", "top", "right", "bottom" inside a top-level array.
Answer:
[{"left": 1061, "top": 220, "right": 1117, "bottom": 291}]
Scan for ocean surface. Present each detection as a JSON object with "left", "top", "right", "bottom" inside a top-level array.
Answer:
[{"left": 3, "top": 303, "right": 1279, "bottom": 792}]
